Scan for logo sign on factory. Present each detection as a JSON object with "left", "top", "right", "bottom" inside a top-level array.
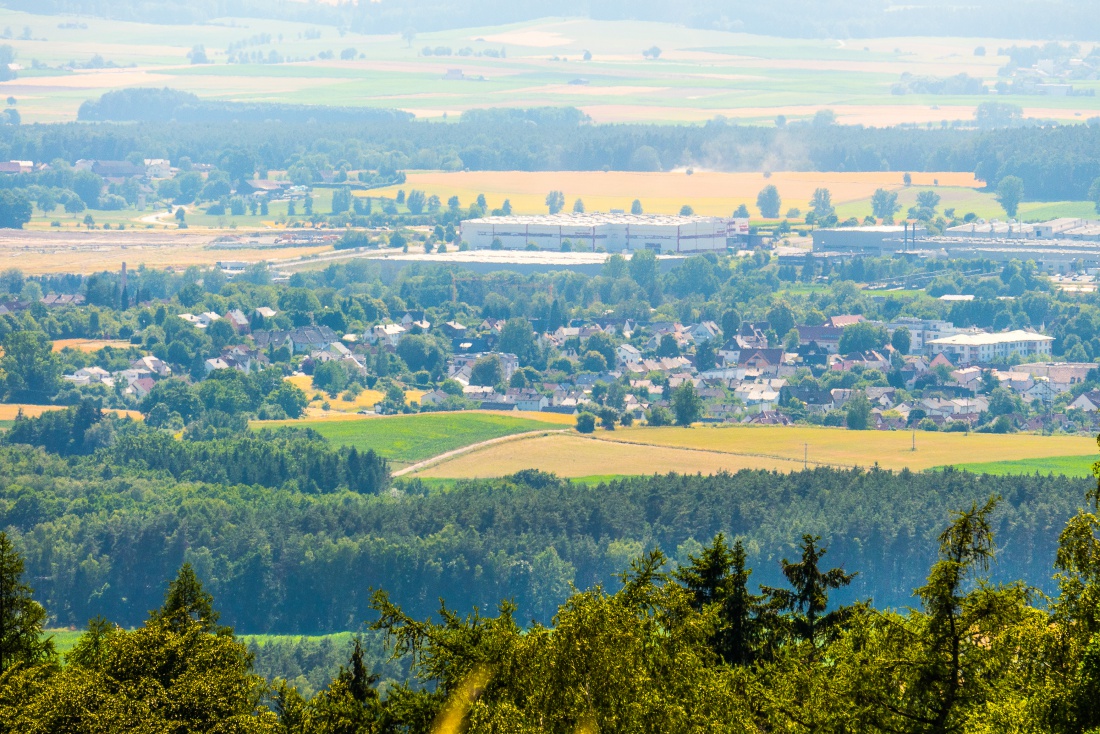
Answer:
[{"left": 726, "top": 218, "right": 750, "bottom": 236}]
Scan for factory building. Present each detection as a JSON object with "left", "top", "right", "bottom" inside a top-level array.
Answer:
[
  {"left": 813, "top": 218, "right": 1100, "bottom": 272},
  {"left": 944, "top": 218, "right": 1100, "bottom": 241},
  {"left": 459, "top": 214, "right": 747, "bottom": 253}
]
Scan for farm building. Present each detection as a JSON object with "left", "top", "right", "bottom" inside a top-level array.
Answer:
[{"left": 459, "top": 213, "right": 744, "bottom": 253}]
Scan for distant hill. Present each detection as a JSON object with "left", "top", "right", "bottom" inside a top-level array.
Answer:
[{"left": 4, "top": 0, "right": 1100, "bottom": 39}]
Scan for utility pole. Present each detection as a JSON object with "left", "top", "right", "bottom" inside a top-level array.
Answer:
[{"left": 912, "top": 431, "right": 916, "bottom": 452}]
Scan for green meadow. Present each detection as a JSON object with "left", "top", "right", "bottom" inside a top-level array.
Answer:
[
  {"left": 947, "top": 455, "right": 1098, "bottom": 478},
  {"left": 276, "top": 412, "right": 564, "bottom": 468}
]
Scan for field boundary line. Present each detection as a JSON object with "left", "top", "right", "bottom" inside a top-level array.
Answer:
[
  {"left": 583, "top": 434, "right": 860, "bottom": 470},
  {"left": 395, "top": 429, "right": 568, "bottom": 477}
]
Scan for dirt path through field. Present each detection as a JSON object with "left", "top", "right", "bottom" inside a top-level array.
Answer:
[{"left": 394, "top": 428, "right": 568, "bottom": 477}]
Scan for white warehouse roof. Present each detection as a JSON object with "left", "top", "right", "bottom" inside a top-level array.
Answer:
[
  {"left": 928, "top": 330, "right": 1053, "bottom": 347},
  {"left": 463, "top": 213, "right": 726, "bottom": 226}
]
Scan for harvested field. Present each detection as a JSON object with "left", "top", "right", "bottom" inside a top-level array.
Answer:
[{"left": 0, "top": 229, "right": 330, "bottom": 275}]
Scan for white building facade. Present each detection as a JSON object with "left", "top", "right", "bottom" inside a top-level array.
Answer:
[
  {"left": 887, "top": 317, "right": 967, "bottom": 355},
  {"left": 459, "top": 214, "right": 742, "bottom": 253},
  {"left": 926, "top": 330, "right": 1054, "bottom": 365}
]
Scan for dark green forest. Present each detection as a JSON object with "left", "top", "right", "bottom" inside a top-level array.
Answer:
[{"left": 4, "top": 482, "right": 1100, "bottom": 732}]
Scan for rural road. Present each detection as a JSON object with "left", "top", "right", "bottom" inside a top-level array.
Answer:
[{"left": 392, "top": 429, "right": 568, "bottom": 477}]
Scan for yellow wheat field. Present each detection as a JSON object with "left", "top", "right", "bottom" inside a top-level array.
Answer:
[
  {"left": 52, "top": 339, "right": 134, "bottom": 353},
  {"left": 286, "top": 375, "right": 424, "bottom": 415},
  {"left": 0, "top": 404, "right": 142, "bottom": 420},
  {"left": 369, "top": 170, "right": 982, "bottom": 217},
  {"left": 412, "top": 424, "right": 1098, "bottom": 478}
]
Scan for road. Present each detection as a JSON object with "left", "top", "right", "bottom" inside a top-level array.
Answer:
[{"left": 392, "top": 429, "right": 568, "bottom": 477}]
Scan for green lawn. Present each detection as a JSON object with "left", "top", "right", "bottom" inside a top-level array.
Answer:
[
  {"left": 44, "top": 629, "right": 84, "bottom": 656},
  {"left": 281, "top": 413, "right": 564, "bottom": 467},
  {"left": 838, "top": 186, "right": 1097, "bottom": 224},
  {"left": 947, "top": 455, "right": 1097, "bottom": 478}
]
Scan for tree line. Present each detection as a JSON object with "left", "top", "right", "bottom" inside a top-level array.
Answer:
[{"left": 5, "top": 102, "right": 1100, "bottom": 199}]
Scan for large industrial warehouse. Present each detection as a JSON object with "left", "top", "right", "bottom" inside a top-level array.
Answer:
[
  {"left": 459, "top": 213, "right": 746, "bottom": 253},
  {"left": 811, "top": 218, "right": 1100, "bottom": 272}
]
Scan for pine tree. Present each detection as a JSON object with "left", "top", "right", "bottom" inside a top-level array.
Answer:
[{"left": 0, "top": 531, "right": 53, "bottom": 673}]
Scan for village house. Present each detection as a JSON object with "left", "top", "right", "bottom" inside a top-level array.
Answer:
[
  {"left": 796, "top": 325, "right": 843, "bottom": 353},
  {"left": 780, "top": 385, "right": 834, "bottom": 412},
  {"left": 400, "top": 310, "right": 431, "bottom": 331},
  {"left": 130, "top": 377, "right": 156, "bottom": 400},
  {"left": 826, "top": 315, "right": 866, "bottom": 328},
  {"left": 1070, "top": 390, "right": 1100, "bottom": 413},
  {"left": 440, "top": 321, "right": 467, "bottom": 338},
  {"left": 132, "top": 355, "right": 171, "bottom": 377},
  {"left": 685, "top": 321, "right": 721, "bottom": 343},
  {"left": 226, "top": 309, "right": 251, "bottom": 334},
  {"left": 617, "top": 343, "right": 643, "bottom": 366}
]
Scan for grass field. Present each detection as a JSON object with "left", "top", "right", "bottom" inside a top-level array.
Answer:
[
  {"left": 836, "top": 185, "right": 1099, "bottom": 223},
  {"left": 949, "top": 455, "right": 1098, "bottom": 477},
  {"left": 45, "top": 629, "right": 358, "bottom": 658},
  {"left": 411, "top": 424, "right": 1100, "bottom": 478},
  {"left": 1, "top": 11, "right": 1098, "bottom": 125},
  {"left": 261, "top": 411, "right": 567, "bottom": 467}
]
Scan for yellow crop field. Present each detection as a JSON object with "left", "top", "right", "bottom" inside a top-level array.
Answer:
[
  {"left": 285, "top": 375, "right": 423, "bottom": 415},
  {"left": 0, "top": 404, "right": 141, "bottom": 420},
  {"left": 411, "top": 424, "right": 1099, "bottom": 478},
  {"left": 369, "top": 170, "right": 981, "bottom": 217},
  {"left": 52, "top": 339, "right": 134, "bottom": 353},
  {"left": 411, "top": 433, "right": 804, "bottom": 478},
  {"left": 601, "top": 425, "right": 1097, "bottom": 472}
]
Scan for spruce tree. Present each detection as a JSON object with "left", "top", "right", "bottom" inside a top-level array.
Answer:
[
  {"left": 676, "top": 535, "right": 763, "bottom": 665},
  {"left": 149, "top": 563, "right": 224, "bottom": 634},
  {"left": 762, "top": 534, "right": 855, "bottom": 647},
  {"left": 0, "top": 531, "right": 53, "bottom": 673}
]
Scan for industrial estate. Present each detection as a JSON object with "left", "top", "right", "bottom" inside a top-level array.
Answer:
[{"left": 813, "top": 217, "right": 1100, "bottom": 271}]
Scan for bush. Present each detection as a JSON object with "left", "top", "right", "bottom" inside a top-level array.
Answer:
[
  {"left": 575, "top": 412, "right": 596, "bottom": 434},
  {"left": 646, "top": 406, "right": 673, "bottom": 426}
]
